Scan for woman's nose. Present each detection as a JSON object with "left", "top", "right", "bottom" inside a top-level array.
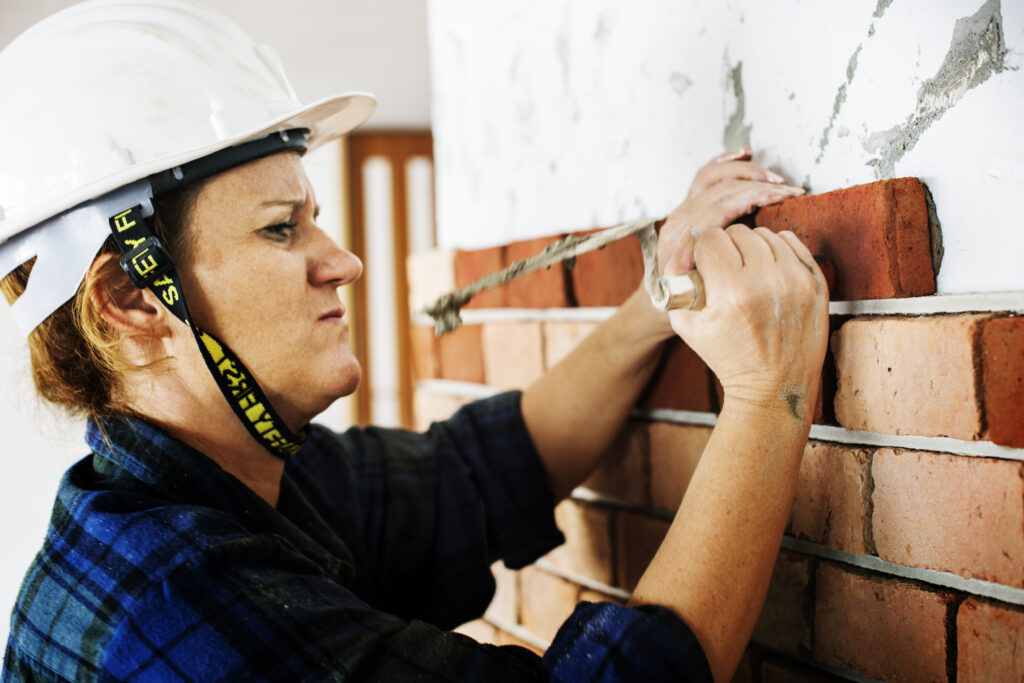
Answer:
[{"left": 309, "top": 229, "right": 363, "bottom": 287}]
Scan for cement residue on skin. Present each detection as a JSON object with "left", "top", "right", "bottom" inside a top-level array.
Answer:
[
  {"left": 723, "top": 58, "right": 752, "bottom": 149},
  {"left": 784, "top": 387, "right": 807, "bottom": 421},
  {"left": 864, "top": 0, "right": 1008, "bottom": 179}
]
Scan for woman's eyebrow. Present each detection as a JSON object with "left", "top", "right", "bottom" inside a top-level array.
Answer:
[
  {"left": 258, "top": 198, "right": 305, "bottom": 209},
  {"left": 255, "top": 198, "right": 320, "bottom": 216}
]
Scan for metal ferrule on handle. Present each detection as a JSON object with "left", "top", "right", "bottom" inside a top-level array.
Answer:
[{"left": 651, "top": 271, "right": 706, "bottom": 311}]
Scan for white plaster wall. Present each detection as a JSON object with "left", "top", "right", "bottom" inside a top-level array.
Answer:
[
  {"left": 0, "top": 0, "right": 429, "bottom": 648},
  {"left": 428, "top": 0, "right": 1024, "bottom": 295}
]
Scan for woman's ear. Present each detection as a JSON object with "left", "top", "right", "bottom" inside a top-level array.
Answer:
[{"left": 86, "top": 252, "right": 172, "bottom": 338}]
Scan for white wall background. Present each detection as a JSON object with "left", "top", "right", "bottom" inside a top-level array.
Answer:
[
  {"left": 428, "top": 0, "right": 1024, "bottom": 296},
  {"left": 4, "top": 0, "right": 1021, "bottom": 659},
  {"left": 0, "top": 0, "right": 430, "bottom": 649}
]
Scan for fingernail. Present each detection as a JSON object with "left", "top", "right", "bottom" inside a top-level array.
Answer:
[
  {"left": 716, "top": 148, "right": 746, "bottom": 163},
  {"left": 785, "top": 186, "right": 806, "bottom": 195},
  {"left": 766, "top": 170, "right": 785, "bottom": 183}
]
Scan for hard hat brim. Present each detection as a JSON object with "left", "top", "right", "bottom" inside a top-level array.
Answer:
[{"left": 2, "top": 92, "right": 377, "bottom": 246}]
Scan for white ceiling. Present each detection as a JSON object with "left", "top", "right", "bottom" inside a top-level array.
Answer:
[{"left": 0, "top": 0, "right": 432, "bottom": 129}]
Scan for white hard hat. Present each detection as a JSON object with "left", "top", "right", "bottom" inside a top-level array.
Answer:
[{"left": 0, "top": 0, "right": 376, "bottom": 335}]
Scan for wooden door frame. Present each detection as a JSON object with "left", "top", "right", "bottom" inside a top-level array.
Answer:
[{"left": 346, "top": 131, "right": 434, "bottom": 427}]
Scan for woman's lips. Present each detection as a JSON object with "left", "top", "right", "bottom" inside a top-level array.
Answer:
[{"left": 318, "top": 307, "right": 345, "bottom": 321}]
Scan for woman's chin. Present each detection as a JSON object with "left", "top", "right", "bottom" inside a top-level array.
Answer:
[
  {"left": 319, "top": 358, "right": 362, "bottom": 403},
  {"left": 275, "top": 358, "right": 362, "bottom": 427}
]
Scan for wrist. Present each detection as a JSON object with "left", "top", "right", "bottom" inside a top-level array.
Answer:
[
  {"left": 720, "top": 385, "right": 816, "bottom": 427},
  {"left": 620, "top": 287, "right": 675, "bottom": 343}
]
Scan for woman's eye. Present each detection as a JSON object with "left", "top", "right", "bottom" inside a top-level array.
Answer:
[{"left": 262, "top": 222, "right": 297, "bottom": 242}]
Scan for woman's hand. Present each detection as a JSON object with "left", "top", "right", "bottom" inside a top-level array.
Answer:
[
  {"left": 656, "top": 147, "right": 805, "bottom": 276},
  {"left": 667, "top": 224, "right": 829, "bottom": 419}
]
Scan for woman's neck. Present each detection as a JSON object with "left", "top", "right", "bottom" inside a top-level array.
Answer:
[{"left": 120, "top": 363, "right": 288, "bottom": 507}]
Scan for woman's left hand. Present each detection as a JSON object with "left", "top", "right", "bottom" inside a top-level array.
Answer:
[{"left": 657, "top": 147, "right": 805, "bottom": 276}]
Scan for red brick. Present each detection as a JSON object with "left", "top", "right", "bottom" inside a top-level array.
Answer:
[
  {"left": 817, "top": 323, "right": 840, "bottom": 425},
  {"left": 647, "top": 423, "right": 711, "bottom": 510},
  {"left": 406, "top": 248, "right": 456, "bottom": 312},
  {"left": 872, "top": 448, "right": 1024, "bottom": 587},
  {"left": 752, "top": 551, "right": 813, "bottom": 656},
  {"left": 957, "top": 598, "right": 1024, "bottom": 682},
  {"left": 832, "top": 314, "right": 990, "bottom": 439},
  {"left": 790, "top": 442, "right": 873, "bottom": 554},
  {"left": 489, "top": 564, "right": 518, "bottom": 625},
  {"left": 615, "top": 511, "right": 671, "bottom": 592},
  {"left": 814, "top": 563, "right": 953, "bottom": 683},
  {"left": 454, "top": 246, "right": 506, "bottom": 309},
  {"left": 982, "top": 317, "right": 1024, "bottom": 447},
  {"left": 761, "top": 657, "right": 846, "bottom": 683},
  {"left": 569, "top": 228, "right": 646, "bottom": 306},
  {"left": 638, "top": 338, "right": 715, "bottom": 412},
  {"left": 409, "top": 324, "right": 440, "bottom": 380},
  {"left": 481, "top": 322, "right": 544, "bottom": 389},
  {"left": 413, "top": 392, "right": 468, "bottom": 432},
  {"left": 754, "top": 178, "right": 935, "bottom": 300},
  {"left": 542, "top": 321, "right": 598, "bottom": 370},
  {"left": 581, "top": 421, "right": 649, "bottom": 505},
  {"left": 438, "top": 324, "right": 485, "bottom": 384},
  {"left": 545, "top": 501, "right": 614, "bottom": 585},
  {"left": 519, "top": 567, "right": 579, "bottom": 643},
  {"left": 503, "top": 235, "right": 571, "bottom": 308}
]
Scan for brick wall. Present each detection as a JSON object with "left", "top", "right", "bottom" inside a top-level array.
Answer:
[{"left": 408, "top": 178, "right": 1024, "bottom": 683}]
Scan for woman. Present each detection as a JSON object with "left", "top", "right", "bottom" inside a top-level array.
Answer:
[{"left": 1, "top": 1, "right": 827, "bottom": 681}]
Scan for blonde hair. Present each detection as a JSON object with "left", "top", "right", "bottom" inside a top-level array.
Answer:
[{"left": 0, "top": 183, "right": 204, "bottom": 420}]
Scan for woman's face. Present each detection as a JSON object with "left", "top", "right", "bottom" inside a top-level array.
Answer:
[{"left": 177, "top": 152, "right": 362, "bottom": 426}]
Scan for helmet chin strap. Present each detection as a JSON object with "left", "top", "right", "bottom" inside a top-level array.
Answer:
[{"left": 106, "top": 129, "right": 311, "bottom": 460}]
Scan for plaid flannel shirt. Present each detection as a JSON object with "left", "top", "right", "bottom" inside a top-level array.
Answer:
[{"left": 4, "top": 391, "right": 711, "bottom": 681}]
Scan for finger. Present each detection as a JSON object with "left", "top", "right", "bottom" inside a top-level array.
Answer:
[
  {"left": 700, "top": 161, "right": 786, "bottom": 189},
  {"left": 713, "top": 146, "right": 752, "bottom": 164},
  {"left": 752, "top": 227, "right": 790, "bottom": 263},
  {"left": 664, "top": 226, "right": 696, "bottom": 275},
  {"left": 774, "top": 229, "right": 814, "bottom": 262},
  {"left": 699, "top": 180, "right": 804, "bottom": 225},
  {"left": 775, "top": 230, "right": 824, "bottom": 283},
  {"left": 702, "top": 177, "right": 804, "bottom": 202},
  {"left": 726, "top": 224, "right": 776, "bottom": 267},
  {"left": 692, "top": 225, "right": 745, "bottom": 303}
]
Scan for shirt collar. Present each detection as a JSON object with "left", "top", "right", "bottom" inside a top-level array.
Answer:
[{"left": 86, "top": 416, "right": 354, "bottom": 583}]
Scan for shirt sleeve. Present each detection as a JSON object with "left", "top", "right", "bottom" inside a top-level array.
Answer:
[
  {"left": 99, "top": 544, "right": 711, "bottom": 683},
  {"left": 289, "top": 391, "right": 564, "bottom": 629},
  {"left": 101, "top": 541, "right": 548, "bottom": 683},
  {"left": 544, "top": 602, "right": 714, "bottom": 682}
]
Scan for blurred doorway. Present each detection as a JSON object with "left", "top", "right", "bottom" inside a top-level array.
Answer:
[{"left": 346, "top": 131, "right": 435, "bottom": 428}]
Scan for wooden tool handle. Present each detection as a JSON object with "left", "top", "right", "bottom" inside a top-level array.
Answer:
[{"left": 654, "top": 256, "right": 835, "bottom": 311}]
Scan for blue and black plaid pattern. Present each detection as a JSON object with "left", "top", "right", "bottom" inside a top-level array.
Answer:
[{"left": 3, "top": 391, "right": 710, "bottom": 681}]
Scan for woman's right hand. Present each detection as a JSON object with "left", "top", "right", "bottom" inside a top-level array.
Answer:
[{"left": 666, "top": 224, "right": 829, "bottom": 421}]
